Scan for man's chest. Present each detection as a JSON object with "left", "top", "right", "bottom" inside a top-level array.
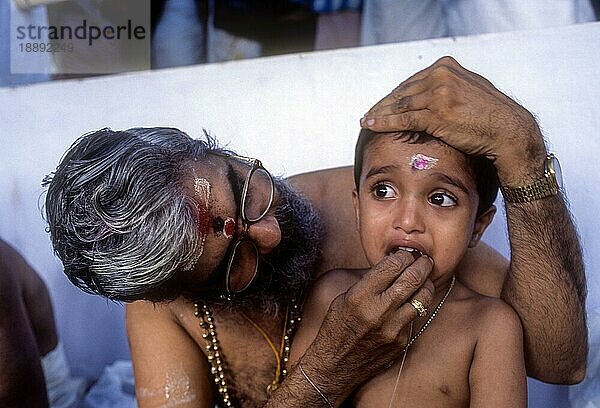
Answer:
[{"left": 174, "top": 303, "right": 290, "bottom": 407}]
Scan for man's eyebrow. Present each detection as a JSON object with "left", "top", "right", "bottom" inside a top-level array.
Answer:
[
  {"left": 364, "top": 165, "right": 398, "bottom": 180},
  {"left": 430, "top": 172, "right": 471, "bottom": 195},
  {"left": 226, "top": 163, "right": 244, "bottom": 214}
]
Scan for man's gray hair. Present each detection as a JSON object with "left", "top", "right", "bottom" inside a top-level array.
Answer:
[{"left": 44, "top": 127, "right": 227, "bottom": 302}]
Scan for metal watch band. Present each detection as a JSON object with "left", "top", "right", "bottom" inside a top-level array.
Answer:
[{"left": 501, "top": 176, "right": 559, "bottom": 203}]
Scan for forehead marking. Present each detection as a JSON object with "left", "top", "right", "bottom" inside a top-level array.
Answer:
[
  {"left": 223, "top": 217, "right": 236, "bottom": 239},
  {"left": 410, "top": 153, "right": 439, "bottom": 171},
  {"left": 184, "top": 172, "right": 212, "bottom": 271},
  {"left": 194, "top": 177, "right": 212, "bottom": 238},
  {"left": 212, "top": 216, "right": 236, "bottom": 240}
]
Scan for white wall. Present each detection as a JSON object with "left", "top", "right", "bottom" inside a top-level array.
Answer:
[{"left": 1, "top": 21, "right": 598, "bottom": 406}]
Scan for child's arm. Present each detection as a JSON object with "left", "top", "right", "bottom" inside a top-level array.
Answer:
[{"left": 469, "top": 300, "right": 527, "bottom": 407}]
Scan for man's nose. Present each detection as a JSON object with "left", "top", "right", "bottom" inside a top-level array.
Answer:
[
  {"left": 393, "top": 198, "right": 425, "bottom": 234},
  {"left": 245, "top": 215, "right": 282, "bottom": 254}
]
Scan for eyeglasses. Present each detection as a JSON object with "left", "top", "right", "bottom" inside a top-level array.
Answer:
[{"left": 223, "top": 154, "right": 274, "bottom": 300}]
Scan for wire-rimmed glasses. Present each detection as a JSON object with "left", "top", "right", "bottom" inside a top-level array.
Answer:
[{"left": 223, "top": 154, "right": 274, "bottom": 300}]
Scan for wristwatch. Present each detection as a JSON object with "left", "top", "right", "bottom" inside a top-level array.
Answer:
[{"left": 501, "top": 153, "right": 563, "bottom": 203}]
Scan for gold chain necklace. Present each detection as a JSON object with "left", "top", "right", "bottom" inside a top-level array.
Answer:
[
  {"left": 388, "top": 275, "right": 456, "bottom": 407},
  {"left": 241, "top": 305, "right": 291, "bottom": 394},
  {"left": 194, "top": 299, "right": 300, "bottom": 407},
  {"left": 403, "top": 274, "right": 455, "bottom": 351}
]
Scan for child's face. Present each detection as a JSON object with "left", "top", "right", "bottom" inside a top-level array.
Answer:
[{"left": 353, "top": 134, "right": 495, "bottom": 283}]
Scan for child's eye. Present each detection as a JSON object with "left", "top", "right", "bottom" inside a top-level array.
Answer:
[
  {"left": 373, "top": 183, "right": 396, "bottom": 199},
  {"left": 429, "top": 192, "right": 457, "bottom": 207}
]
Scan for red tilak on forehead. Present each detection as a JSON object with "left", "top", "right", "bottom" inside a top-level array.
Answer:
[
  {"left": 196, "top": 201, "right": 211, "bottom": 237},
  {"left": 194, "top": 177, "right": 212, "bottom": 238},
  {"left": 183, "top": 175, "right": 212, "bottom": 271}
]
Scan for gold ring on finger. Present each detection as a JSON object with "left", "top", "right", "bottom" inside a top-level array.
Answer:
[{"left": 409, "top": 298, "right": 427, "bottom": 317}]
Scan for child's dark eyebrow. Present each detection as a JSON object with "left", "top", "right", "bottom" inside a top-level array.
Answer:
[
  {"left": 364, "top": 165, "right": 398, "bottom": 180},
  {"left": 430, "top": 172, "right": 471, "bottom": 195}
]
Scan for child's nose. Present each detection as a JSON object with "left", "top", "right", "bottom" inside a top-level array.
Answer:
[{"left": 393, "top": 199, "right": 425, "bottom": 234}]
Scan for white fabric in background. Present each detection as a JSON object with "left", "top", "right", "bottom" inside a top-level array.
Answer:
[
  {"left": 445, "top": 0, "right": 596, "bottom": 36},
  {"left": 361, "top": 0, "right": 596, "bottom": 45},
  {"left": 83, "top": 361, "right": 136, "bottom": 408},
  {"left": 152, "top": 0, "right": 205, "bottom": 68},
  {"left": 151, "top": 0, "right": 262, "bottom": 66},
  {"left": 361, "top": 0, "right": 447, "bottom": 44},
  {"left": 1, "top": 0, "right": 52, "bottom": 86},
  {"left": 42, "top": 342, "right": 90, "bottom": 408}
]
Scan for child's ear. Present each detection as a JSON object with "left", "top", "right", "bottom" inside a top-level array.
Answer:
[
  {"left": 352, "top": 189, "right": 360, "bottom": 231},
  {"left": 469, "top": 205, "right": 496, "bottom": 248}
]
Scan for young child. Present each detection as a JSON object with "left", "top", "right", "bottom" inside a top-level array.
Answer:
[{"left": 290, "top": 129, "right": 526, "bottom": 407}]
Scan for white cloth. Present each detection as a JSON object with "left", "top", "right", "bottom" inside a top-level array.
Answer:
[
  {"left": 83, "top": 360, "right": 136, "bottom": 408},
  {"left": 41, "top": 342, "right": 90, "bottom": 408},
  {"left": 43, "top": 345, "right": 137, "bottom": 408},
  {"left": 1, "top": 0, "right": 51, "bottom": 86},
  {"left": 361, "top": 0, "right": 596, "bottom": 45}
]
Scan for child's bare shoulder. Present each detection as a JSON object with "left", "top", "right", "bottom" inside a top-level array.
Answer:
[
  {"left": 308, "top": 268, "right": 365, "bottom": 308},
  {"left": 453, "top": 283, "right": 522, "bottom": 337},
  {"left": 290, "top": 269, "right": 367, "bottom": 365}
]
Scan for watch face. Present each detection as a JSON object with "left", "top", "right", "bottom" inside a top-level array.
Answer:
[{"left": 547, "top": 154, "right": 563, "bottom": 189}]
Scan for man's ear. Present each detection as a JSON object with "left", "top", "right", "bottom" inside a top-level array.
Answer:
[
  {"left": 469, "top": 205, "right": 496, "bottom": 248},
  {"left": 352, "top": 189, "right": 360, "bottom": 231}
]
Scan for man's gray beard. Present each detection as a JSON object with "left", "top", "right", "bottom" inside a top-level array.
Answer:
[{"left": 200, "top": 176, "right": 323, "bottom": 316}]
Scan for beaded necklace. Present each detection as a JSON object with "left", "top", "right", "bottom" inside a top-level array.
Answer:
[{"left": 194, "top": 299, "right": 300, "bottom": 407}]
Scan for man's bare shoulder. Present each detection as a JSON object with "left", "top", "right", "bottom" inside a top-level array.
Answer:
[
  {"left": 125, "top": 297, "right": 189, "bottom": 327},
  {"left": 456, "top": 243, "right": 509, "bottom": 298},
  {"left": 288, "top": 166, "right": 352, "bottom": 204},
  {"left": 289, "top": 167, "right": 370, "bottom": 274}
]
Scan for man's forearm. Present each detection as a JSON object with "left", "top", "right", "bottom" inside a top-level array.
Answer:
[
  {"left": 502, "top": 192, "right": 587, "bottom": 383},
  {"left": 265, "top": 364, "right": 344, "bottom": 408},
  {"left": 265, "top": 334, "right": 360, "bottom": 407}
]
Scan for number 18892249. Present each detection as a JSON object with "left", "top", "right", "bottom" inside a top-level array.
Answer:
[{"left": 19, "top": 42, "right": 74, "bottom": 53}]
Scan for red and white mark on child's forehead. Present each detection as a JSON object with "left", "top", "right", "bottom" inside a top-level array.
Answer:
[{"left": 410, "top": 153, "right": 439, "bottom": 170}]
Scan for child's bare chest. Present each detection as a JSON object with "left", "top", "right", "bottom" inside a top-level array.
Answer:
[{"left": 353, "top": 322, "right": 476, "bottom": 408}]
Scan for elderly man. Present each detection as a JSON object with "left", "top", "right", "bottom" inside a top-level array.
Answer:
[{"left": 44, "top": 57, "right": 586, "bottom": 408}]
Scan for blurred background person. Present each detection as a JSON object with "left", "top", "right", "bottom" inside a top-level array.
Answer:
[{"left": 0, "top": 238, "right": 89, "bottom": 408}]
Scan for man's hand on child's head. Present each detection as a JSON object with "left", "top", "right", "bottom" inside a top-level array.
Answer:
[{"left": 360, "top": 56, "right": 547, "bottom": 186}]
